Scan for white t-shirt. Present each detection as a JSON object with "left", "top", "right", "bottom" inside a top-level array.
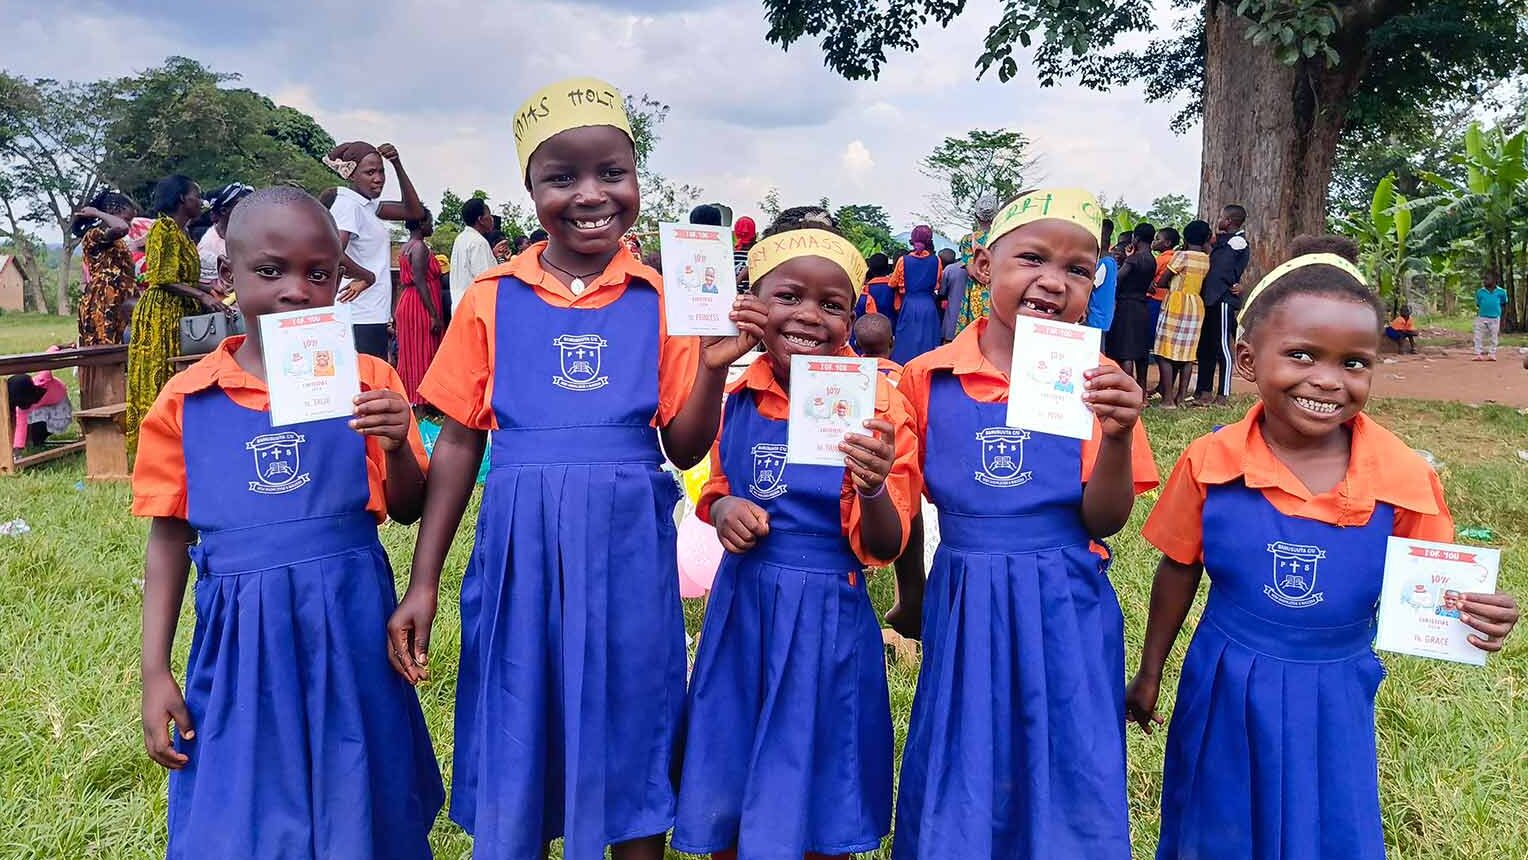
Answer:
[
  {"left": 329, "top": 186, "right": 394, "bottom": 325},
  {"left": 449, "top": 227, "right": 496, "bottom": 313},
  {"left": 196, "top": 227, "right": 224, "bottom": 288}
]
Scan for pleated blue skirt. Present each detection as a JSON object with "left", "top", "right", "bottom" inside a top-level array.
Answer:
[
  {"left": 450, "top": 461, "right": 686, "bottom": 860},
  {"left": 891, "top": 291, "right": 941, "bottom": 365},
  {"left": 673, "top": 532, "right": 893, "bottom": 858},
  {"left": 170, "top": 518, "right": 443, "bottom": 860},
  {"left": 1156, "top": 593, "right": 1386, "bottom": 860},
  {"left": 894, "top": 525, "right": 1129, "bottom": 860}
]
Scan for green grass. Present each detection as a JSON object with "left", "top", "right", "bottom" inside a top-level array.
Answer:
[
  {"left": 0, "top": 311, "right": 77, "bottom": 355},
  {"left": 1, "top": 311, "right": 1526, "bottom": 857}
]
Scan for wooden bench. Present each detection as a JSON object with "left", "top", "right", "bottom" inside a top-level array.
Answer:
[{"left": 0, "top": 344, "right": 127, "bottom": 480}]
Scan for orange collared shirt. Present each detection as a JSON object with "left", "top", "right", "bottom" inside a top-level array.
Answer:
[
  {"left": 417, "top": 242, "right": 699, "bottom": 431},
  {"left": 131, "top": 336, "right": 428, "bottom": 523},
  {"left": 1389, "top": 315, "right": 1417, "bottom": 333},
  {"left": 1149, "top": 251, "right": 1174, "bottom": 302},
  {"left": 898, "top": 318, "right": 1159, "bottom": 494},
  {"left": 874, "top": 356, "right": 904, "bottom": 387},
  {"left": 1142, "top": 401, "right": 1453, "bottom": 566},
  {"left": 697, "top": 353, "right": 922, "bottom": 567}
]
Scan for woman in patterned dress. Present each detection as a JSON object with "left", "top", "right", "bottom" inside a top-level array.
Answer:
[
  {"left": 72, "top": 190, "right": 140, "bottom": 346},
  {"left": 125, "top": 175, "right": 225, "bottom": 457}
]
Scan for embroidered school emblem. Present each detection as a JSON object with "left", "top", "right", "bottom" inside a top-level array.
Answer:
[
  {"left": 1263, "top": 540, "right": 1326, "bottom": 608},
  {"left": 748, "top": 443, "right": 789, "bottom": 500},
  {"left": 246, "top": 431, "right": 310, "bottom": 495},
  {"left": 974, "top": 427, "right": 1032, "bottom": 488},
  {"left": 552, "top": 334, "right": 610, "bottom": 391}
]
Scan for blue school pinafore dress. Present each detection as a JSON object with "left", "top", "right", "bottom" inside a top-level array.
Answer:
[
  {"left": 673, "top": 386, "right": 894, "bottom": 858},
  {"left": 859, "top": 278, "right": 899, "bottom": 328},
  {"left": 895, "top": 374, "right": 1130, "bottom": 860},
  {"left": 1156, "top": 483, "right": 1394, "bottom": 859},
  {"left": 892, "top": 254, "right": 941, "bottom": 364},
  {"left": 171, "top": 387, "right": 443, "bottom": 860},
  {"left": 450, "top": 275, "right": 685, "bottom": 860}
]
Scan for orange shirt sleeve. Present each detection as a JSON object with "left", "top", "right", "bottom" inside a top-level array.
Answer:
[
  {"left": 360, "top": 358, "right": 429, "bottom": 517},
  {"left": 844, "top": 382, "right": 921, "bottom": 566},
  {"left": 696, "top": 412, "right": 733, "bottom": 525},
  {"left": 1392, "top": 468, "right": 1456, "bottom": 542},
  {"left": 131, "top": 387, "right": 189, "bottom": 520},
  {"left": 889, "top": 256, "right": 907, "bottom": 289},
  {"left": 1142, "top": 445, "right": 1209, "bottom": 565},
  {"left": 1081, "top": 418, "right": 1159, "bottom": 494},
  {"left": 657, "top": 328, "right": 700, "bottom": 427},
  {"left": 418, "top": 281, "right": 496, "bottom": 430}
]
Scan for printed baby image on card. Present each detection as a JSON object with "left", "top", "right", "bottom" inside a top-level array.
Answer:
[
  {"left": 260, "top": 305, "right": 361, "bottom": 427},
  {"left": 786, "top": 354, "right": 877, "bottom": 466},
  {"left": 1375, "top": 537, "right": 1500, "bottom": 666},
  {"left": 1005, "top": 316, "right": 1101, "bottom": 440},
  {"left": 660, "top": 222, "right": 739, "bottom": 336}
]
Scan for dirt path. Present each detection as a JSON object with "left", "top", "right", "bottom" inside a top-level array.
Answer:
[{"left": 1224, "top": 331, "right": 1528, "bottom": 408}]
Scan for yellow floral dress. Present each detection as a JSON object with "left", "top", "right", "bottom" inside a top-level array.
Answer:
[
  {"left": 126, "top": 217, "right": 201, "bottom": 456},
  {"left": 956, "top": 228, "right": 989, "bottom": 334}
]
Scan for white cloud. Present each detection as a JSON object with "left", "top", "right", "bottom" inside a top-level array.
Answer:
[{"left": 841, "top": 140, "right": 876, "bottom": 184}]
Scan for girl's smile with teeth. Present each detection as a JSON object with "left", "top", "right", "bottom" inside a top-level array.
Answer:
[
  {"left": 1292, "top": 396, "right": 1340, "bottom": 415},
  {"left": 1021, "top": 298, "right": 1061, "bottom": 316},
  {"left": 783, "top": 333, "right": 824, "bottom": 349},
  {"left": 573, "top": 215, "right": 614, "bottom": 229}
]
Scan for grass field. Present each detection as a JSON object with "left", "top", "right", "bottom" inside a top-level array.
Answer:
[{"left": 2, "top": 312, "right": 1526, "bottom": 858}]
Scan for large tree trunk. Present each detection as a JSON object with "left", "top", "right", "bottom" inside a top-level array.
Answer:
[
  {"left": 18, "top": 251, "right": 47, "bottom": 313},
  {"left": 1198, "top": 1, "right": 1375, "bottom": 287}
]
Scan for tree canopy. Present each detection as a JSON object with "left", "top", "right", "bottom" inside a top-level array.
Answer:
[{"left": 919, "top": 128, "right": 1037, "bottom": 232}]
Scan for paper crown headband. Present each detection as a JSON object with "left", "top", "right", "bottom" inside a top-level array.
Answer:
[
  {"left": 747, "top": 228, "right": 869, "bottom": 294},
  {"left": 514, "top": 77, "right": 635, "bottom": 181},
  {"left": 1237, "top": 253, "right": 1369, "bottom": 326},
  {"left": 986, "top": 188, "right": 1104, "bottom": 249}
]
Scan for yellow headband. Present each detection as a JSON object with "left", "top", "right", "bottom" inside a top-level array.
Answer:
[
  {"left": 1238, "top": 253, "right": 1368, "bottom": 326},
  {"left": 746, "top": 229, "right": 868, "bottom": 295},
  {"left": 513, "top": 77, "right": 635, "bottom": 181},
  {"left": 986, "top": 188, "right": 1103, "bottom": 249}
]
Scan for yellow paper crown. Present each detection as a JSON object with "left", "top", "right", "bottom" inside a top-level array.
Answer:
[
  {"left": 746, "top": 228, "right": 868, "bottom": 295},
  {"left": 513, "top": 77, "right": 635, "bottom": 180},
  {"left": 1237, "top": 253, "right": 1369, "bottom": 326},
  {"left": 986, "top": 188, "right": 1103, "bottom": 249}
]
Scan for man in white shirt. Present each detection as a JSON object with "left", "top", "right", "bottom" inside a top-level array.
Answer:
[{"left": 449, "top": 198, "right": 497, "bottom": 313}]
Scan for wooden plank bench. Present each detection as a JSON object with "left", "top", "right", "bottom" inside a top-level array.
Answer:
[
  {"left": 0, "top": 344, "right": 127, "bottom": 479},
  {"left": 75, "top": 402, "right": 130, "bottom": 481}
]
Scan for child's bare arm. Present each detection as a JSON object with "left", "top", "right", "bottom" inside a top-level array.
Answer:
[
  {"left": 141, "top": 516, "right": 195, "bottom": 768},
  {"left": 1125, "top": 556, "right": 1204, "bottom": 732},
  {"left": 351, "top": 390, "right": 426, "bottom": 524},
  {"left": 1080, "top": 364, "right": 1144, "bottom": 538},
  {"left": 388, "top": 418, "right": 485, "bottom": 684},
  {"left": 660, "top": 297, "right": 768, "bottom": 469}
]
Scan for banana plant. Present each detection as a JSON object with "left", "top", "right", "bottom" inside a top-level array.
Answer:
[{"left": 1333, "top": 173, "right": 1425, "bottom": 309}]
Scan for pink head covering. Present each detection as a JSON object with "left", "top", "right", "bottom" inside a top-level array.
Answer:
[{"left": 911, "top": 224, "right": 934, "bottom": 253}]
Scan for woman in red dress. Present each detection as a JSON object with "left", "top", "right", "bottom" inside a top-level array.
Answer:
[{"left": 395, "top": 208, "right": 445, "bottom": 414}]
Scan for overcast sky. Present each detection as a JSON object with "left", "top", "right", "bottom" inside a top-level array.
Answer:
[{"left": 5, "top": 0, "right": 1202, "bottom": 237}]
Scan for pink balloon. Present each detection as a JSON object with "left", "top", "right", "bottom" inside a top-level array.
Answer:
[{"left": 677, "top": 514, "right": 725, "bottom": 598}]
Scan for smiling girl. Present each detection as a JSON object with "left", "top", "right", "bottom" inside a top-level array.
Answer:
[
  {"left": 892, "top": 189, "right": 1159, "bottom": 860},
  {"left": 672, "top": 207, "right": 920, "bottom": 860},
  {"left": 388, "top": 78, "right": 733, "bottom": 860},
  {"left": 1127, "top": 235, "right": 1520, "bottom": 859}
]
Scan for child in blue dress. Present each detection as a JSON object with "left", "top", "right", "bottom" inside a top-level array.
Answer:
[
  {"left": 893, "top": 189, "right": 1159, "bottom": 860},
  {"left": 135, "top": 187, "right": 443, "bottom": 859},
  {"left": 889, "top": 226, "right": 943, "bottom": 364},
  {"left": 672, "top": 207, "right": 921, "bottom": 860},
  {"left": 1127, "top": 235, "right": 1521, "bottom": 859},
  {"left": 388, "top": 78, "right": 735, "bottom": 860}
]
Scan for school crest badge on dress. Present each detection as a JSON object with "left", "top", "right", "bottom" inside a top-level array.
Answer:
[
  {"left": 552, "top": 334, "right": 610, "bottom": 391},
  {"left": 246, "top": 431, "right": 310, "bottom": 495},
  {"left": 1263, "top": 540, "right": 1326, "bottom": 608},
  {"left": 974, "top": 426, "right": 1032, "bottom": 488},
  {"left": 748, "top": 443, "right": 789, "bottom": 500}
]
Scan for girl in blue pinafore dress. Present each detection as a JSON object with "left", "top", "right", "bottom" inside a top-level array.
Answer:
[
  {"left": 890, "top": 227, "right": 942, "bottom": 365},
  {"left": 392, "top": 78, "right": 728, "bottom": 860},
  {"left": 1127, "top": 238, "right": 1521, "bottom": 860},
  {"left": 134, "top": 187, "right": 442, "bottom": 860},
  {"left": 892, "top": 190, "right": 1158, "bottom": 860},
  {"left": 672, "top": 212, "right": 919, "bottom": 860},
  {"left": 856, "top": 252, "right": 898, "bottom": 332}
]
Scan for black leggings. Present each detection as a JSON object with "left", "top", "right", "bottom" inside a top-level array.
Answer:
[
  {"left": 1194, "top": 303, "right": 1234, "bottom": 397},
  {"left": 352, "top": 323, "right": 390, "bottom": 361}
]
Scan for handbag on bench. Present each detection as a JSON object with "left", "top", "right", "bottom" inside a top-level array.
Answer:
[{"left": 179, "top": 310, "right": 246, "bottom": 356}]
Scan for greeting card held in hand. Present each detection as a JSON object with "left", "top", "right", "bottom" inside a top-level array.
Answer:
[
  {"left": 660, "top": 222, "right": 739, "bottom": 336},
  {"left": 259, "top": 305, "right": 361, "bottom": 427},
  {"left": 786, "top": 354, "right": 877, "bottom": 466},
  {"left": 1375, "top": 537, "right": 1500, "bottom": 666},
  {"left": 1004, "top": 316, "right": 1101, "bottom": 440}
]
